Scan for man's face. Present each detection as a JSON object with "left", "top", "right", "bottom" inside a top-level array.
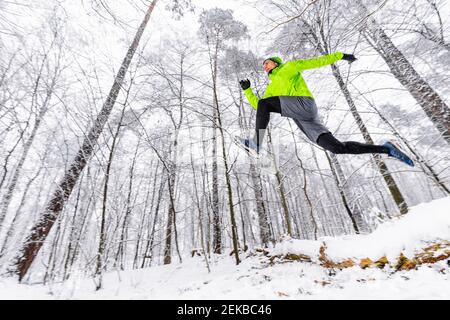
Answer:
[{"left": 263, "top": 59, "right": 278, "bottom": 73}]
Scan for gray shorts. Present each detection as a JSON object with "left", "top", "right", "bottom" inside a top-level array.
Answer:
[{"left": 279, "top": 96, "right": 330, "bottom": 142}]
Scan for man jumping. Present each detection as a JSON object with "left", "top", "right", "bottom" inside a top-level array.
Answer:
[{"left": 236, "top": 52, "right": 414, "bottom": 166}]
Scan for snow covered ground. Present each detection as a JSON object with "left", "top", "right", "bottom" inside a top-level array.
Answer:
[{"left": 0, "top": 197, "right": 449, "bottom": 300}]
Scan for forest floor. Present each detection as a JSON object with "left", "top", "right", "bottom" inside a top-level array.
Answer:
[{"left": 1, "top": 197, "right": 449, "bottom": 300}]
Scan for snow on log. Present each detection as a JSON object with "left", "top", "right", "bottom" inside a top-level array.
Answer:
[{"left": 268, "top": 197, "right": 450, "bottom": 270}]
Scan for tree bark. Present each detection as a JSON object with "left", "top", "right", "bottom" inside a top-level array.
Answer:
[
  {"left": 211, "top": 50, "right": 222, "bottom": 255},
  {"left": 249, "top": 162, "right": 272, "bottom": 246}
]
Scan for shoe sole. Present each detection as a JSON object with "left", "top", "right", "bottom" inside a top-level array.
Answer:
[{"left": 234, "top": 136, "right": 260, "bottom": 158}]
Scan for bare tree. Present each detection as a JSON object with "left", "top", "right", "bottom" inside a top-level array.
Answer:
[
  {"left": 198, "top": 8, "right": 249, "bottom": 263},
  {"left": 220, "top": 48, "right": 272, "bottom": 247},
  {"left": 355, "top": 0, "right": 450, "bottom": 144},
  {"left": 0, "top": 18, "right": 65, "bottom": 226},
  {"left": 13, "top": 1, "right": 158, "bottom": 281}
]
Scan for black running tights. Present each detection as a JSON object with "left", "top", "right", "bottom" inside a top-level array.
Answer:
[{"left": 317, "top": 133, "right": 389, "bottom": 155}]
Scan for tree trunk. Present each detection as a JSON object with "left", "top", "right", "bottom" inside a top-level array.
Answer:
[
  {"left": 116, "top": 147, "right": 138, "bottom": 270},
  {"left": 368, "top": 103, "right": 450, "bottom": 195},
  {"left": 95, "top": 109, "right": 125, "bottom": 289},
  {"left": 141, "top": 162, "right": 165, "bottom": 268},
  {"left": 267, "top": 129, "right": 293, "bottom": 237},
  {"left": 234, "top": 85, "right": 271, "bottom": 247},
  {"left": 211, "top": 109, "right": 221, "bottom": 254},
  {"left": 64, "top": 167, "right": 97, "bottom": 279},
  {"left": 287, "top": 121, "right": 318, "bottom": 239},
  {"left": 325, "top": 152, "right": 361, "bottom": 233},
  {"left": 0, "top": 79, "right": 55, "bottom": 225},
  {"left": 212, "top": 52, "right": 239, "bottom": 264},
  {"left": 163, "top": 163, "right": 177, "bottom": 265},
  {"left": 188, "top": 126, "right": 211, "bottom": 272},
  {"left": 233, "top": 172, "right": 247, "bottom": 249},
  {"left": 62, "top": 172, "right": 83, "bottom": 280},
  {"left": 330, "top": 63, "right": 409, "bottom": 215},
  {"left": 357, "top": 0, "right": 450, "bottom": 144},
  {"left": 249, "top": 162, "right": 272, "bottom": 246},
  {"left": 310, "top": 145, "right": 349, "bottom": 235}
]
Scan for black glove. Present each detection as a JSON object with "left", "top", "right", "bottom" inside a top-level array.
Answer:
[
  {"left": 239, "top": 79, "right": 250, "bottom": 90},
  {"left": 342, "top": 53, "right": 357, "bottom": 63}
]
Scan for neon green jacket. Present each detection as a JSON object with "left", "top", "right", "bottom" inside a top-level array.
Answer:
[{"left": 244, "top": 52, "right": 344, "bottom": 109}]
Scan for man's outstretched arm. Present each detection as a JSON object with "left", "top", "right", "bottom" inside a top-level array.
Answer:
[
  {"left": 240, "top": 79, "right": 259, "bottom": 110},
  {"left": 291, "top": 52, "right": 356, "bottom": 71}
]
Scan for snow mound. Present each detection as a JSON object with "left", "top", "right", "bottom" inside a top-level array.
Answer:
[
  {"left": 0, "top": 197, "right": 448, "bottom": 300},
  {"left": 271, "top": 196, "right": 450, "bottom": 265}
]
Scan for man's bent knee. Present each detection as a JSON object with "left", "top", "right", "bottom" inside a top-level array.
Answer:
[{"left": 258, "top": 98, "right": 270, "bottom": 110}]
